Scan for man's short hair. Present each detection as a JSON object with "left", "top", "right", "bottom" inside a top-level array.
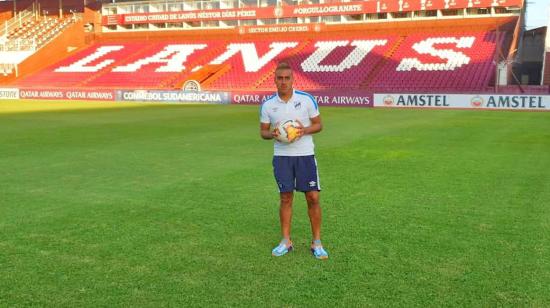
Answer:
[{"left": 275, "top": 62, "right": 292, "bottom": 71}]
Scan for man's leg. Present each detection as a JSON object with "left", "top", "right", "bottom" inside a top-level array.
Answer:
[
  {"left": 272, "top": 191, "right": 294, "bottom": 256},
  {"left": 306, "top": 190, "right": 328, "bottom": 259},
  {"left": 305, "top": 191, "right": 321, "bottom": 240},
  {"left": 272, "top": 156, "right": 295, "bottom": 256},
  {"left": 280, "top": 192, "right": 294, "bottom": 240}
]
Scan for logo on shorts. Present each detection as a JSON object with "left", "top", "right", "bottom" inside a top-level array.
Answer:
[{"left": 309, "top": 181, "right": 316, "bottom": 187}]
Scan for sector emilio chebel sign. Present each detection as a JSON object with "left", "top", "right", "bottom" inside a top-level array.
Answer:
[
  {"left": 374, "top": 94, "right": 550, "bottom": 111},
  {"left": 116, "top": 90, "right": 231, "bottom": 104}
]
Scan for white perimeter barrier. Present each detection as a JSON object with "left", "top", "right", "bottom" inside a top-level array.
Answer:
[
  {"left": 374, "top": 93, "right": 550, "bottom": 111},
  {"left": 0, "top": 88, "right": 19, "bottom": 100}
]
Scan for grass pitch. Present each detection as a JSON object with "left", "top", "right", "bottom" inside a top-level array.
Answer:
[{"left": 1, "top": 100, "right": 549, "bottom": 306}]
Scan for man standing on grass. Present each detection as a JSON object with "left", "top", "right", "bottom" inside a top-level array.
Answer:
[{"left": 259, "top": 61, "right": 328, "bottom": 260}]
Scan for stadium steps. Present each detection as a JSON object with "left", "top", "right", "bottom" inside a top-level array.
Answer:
[
  {"left": 159, "top": 42, "right": 229, "bottom": 89},
  {"left": 2, "top": 17, "right": 73, "bottom": 53},
  {"left": 252, "top": 40, "right": 311, "bottom": 90},
  {"left": 361, "top": 35, "right": 406, "bottom": 89},
  {"left": 171, "top": 64, "right": 231, "bottom": 89},
  {"left": 198, "top": 64, "right": 231, "bottom": 88},
  {"left": 206, "top": 38, "right": 300, "bottom": 90}
]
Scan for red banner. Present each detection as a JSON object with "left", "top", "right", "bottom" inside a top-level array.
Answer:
[
  {"left": 110, "top": 7, "right": 274, "bottom": 25},
  {"left": 378, "top": 0, "right": 400, "bottom": 13},
  {"left": 470, "top": 0, "right": 497, "bottom": 8},
  {"left": 401, "top": 0, "right": 422, "bottom": 12},
  {"left": 444, "top": 0, "right": 471, "bottom": 9},
  {"left": 424, "top": 0, "right": 446, "bottom": 10},
  {"left": 281, "top": 1, "right": 374, "bottom": 17},
  {"left": 493, "top": 0, "right": 522, "bottom": 6},
  {"left": 102, "top": 0, "right": 523, "bottom": 26}
]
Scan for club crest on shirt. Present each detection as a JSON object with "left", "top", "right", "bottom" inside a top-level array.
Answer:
[{"left": 294, "top": 102, "right": 301, "bottom": 109}]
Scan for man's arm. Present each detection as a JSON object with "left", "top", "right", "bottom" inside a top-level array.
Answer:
[
  {"left": 260, "top": 122, "right": 278, "bottom": 140},
  {"left": 300, "top": 115, "right": 322, "bottom": 136}
]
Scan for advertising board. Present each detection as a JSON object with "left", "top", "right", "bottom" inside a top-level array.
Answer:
[{"left": 374, "top": 93, "right": 550, "bottom": 111}]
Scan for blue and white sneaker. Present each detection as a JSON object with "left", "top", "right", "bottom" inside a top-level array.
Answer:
[
  {"left": 272, "top": 239, "right": 293, "bottom": 257},
  {"left": 311, "top": 240, "right": 328, "bottom": 260}
]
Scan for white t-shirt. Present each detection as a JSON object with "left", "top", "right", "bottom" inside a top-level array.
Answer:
[{"left": 260, "top": 89, "right": 320, "bottom": 156}]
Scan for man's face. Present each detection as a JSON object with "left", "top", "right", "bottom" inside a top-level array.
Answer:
[{"left": 274, "top": 68, "right": 293, "bottom": 96}]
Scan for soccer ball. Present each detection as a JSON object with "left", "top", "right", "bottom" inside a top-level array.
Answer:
[{"left": 274, "top": 119, "right": 302, "bottom": 143}]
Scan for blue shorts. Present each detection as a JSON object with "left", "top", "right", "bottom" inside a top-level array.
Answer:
[{"left": 272, "top": 155, "right": 321, "bottom": 193}]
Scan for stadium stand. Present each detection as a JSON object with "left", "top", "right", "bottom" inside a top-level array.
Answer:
[
  {"left": 5, "top": 17, "right": 75, "bottom": 48},
  {"left": 369, "top": 30, "right": 505, "bottom": 92},
  {"left": 16, "top": 20, "right": 513, "bottom": 93},
  {"left": 0, "top": 8, "right": 77, "bottom": 77},
  {"left": 2, "top": 0, "right": 537, "bottom": 93}
]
